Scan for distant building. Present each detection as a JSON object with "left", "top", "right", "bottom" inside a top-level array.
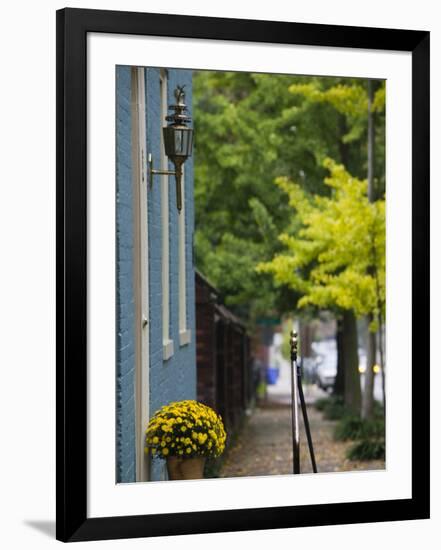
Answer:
[{"left": 115, "top": 66, "right": 196, "bottom": 482}]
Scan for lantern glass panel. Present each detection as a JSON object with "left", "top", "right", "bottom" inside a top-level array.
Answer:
[
  {"left": 175, "top": 129, "right": 184, "bottom": 155},
  {"left": 163, "top": 127, "right": 175, "bottom": 157},
  {"left": 187, "top": 129, "right": 194, "bottom": 156},
  {"left": 174, "top": 128, "right": 192, "bottom": 157},
  {"left": 163, "top": 126, "right": 193, "bottom": 158}
]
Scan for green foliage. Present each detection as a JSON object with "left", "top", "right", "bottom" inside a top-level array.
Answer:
[
  {"left": 334, "top": 415, "right": 385, "bottom": 441},
  {"left": 325, "top": 405, "right": 386, "bottom": 462},
  {"left": 373, "top": 400, "right": 385, "bottom": 418},
  {"left": 193, "top": 71, "right": 299, "bottom": 321},
  {"left": 287, "top": 79, "right": 385, "bottom": 193},
  {"left": 314, "top": 397, "right": 331, "bottom": 412},
  {"left": 325, "top": 401, "right": 347, "bottom": 421},
  {"left": 316, "top": 399, "right": 386, "bottom": 462},
  {"left": 256, "top": 381, "right": 267, "bottom": 400},
  {"left": 314, "top": 396, "right": 347, "bottom": 420},
  {"left": 203, "top": 456, "right": 223, "bottom": 479},
  {"left": 346, "top": 438, "right": 385, "bottom": 461},
  {"left": 193, "top": 71, "right": 385, "bottom": 322},
  {"left": 289, "top": 82, "right": 369, "bottom": 116}
]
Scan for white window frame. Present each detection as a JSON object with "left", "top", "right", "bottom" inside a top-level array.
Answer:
[
  {"left": 179, "top": 165, "right": 191, "bottom": 346},
  {"left": 160, "top": 70, "right": 174, "bottom": 360},
  {"left": 132, "top": 67, "right": 150, "bottom": 482}
]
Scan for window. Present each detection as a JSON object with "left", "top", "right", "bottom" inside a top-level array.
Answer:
[
  {"left": 160, "top": 71, "right": 174, "bottom": 360},
  {"left": 179, "top": 166, "right": 191, "bottom": 346}
]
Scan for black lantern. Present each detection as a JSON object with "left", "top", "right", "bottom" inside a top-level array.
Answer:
[{"left": 148, "top": 85, "right": 194, "bottom": 212}]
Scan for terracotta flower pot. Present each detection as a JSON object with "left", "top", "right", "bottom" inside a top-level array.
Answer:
[{"left": 166, "top": 456, "right": 206, "bottom": 480}]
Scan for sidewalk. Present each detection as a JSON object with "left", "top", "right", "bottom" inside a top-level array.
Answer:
[{"left": 220, "top": 357, "right": 385, "bottom": 478}]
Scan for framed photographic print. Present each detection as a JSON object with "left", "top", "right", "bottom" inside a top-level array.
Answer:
[{"left": 56, "top": 7, "right": 430, "bottom": 542}]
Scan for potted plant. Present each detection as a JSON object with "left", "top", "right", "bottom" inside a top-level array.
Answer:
[{"left": 145, "top": 400, "right": 227, "bottom": 480}]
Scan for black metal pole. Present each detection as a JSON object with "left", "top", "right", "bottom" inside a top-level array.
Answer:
[
  {"left": 290, "top": 329, "right": 318, "bottom": 475},
  {"left": 297, "top": 368, "right": 318, "bottom": 473},
  {"left": 290, "top": 331, "right": 300, "bottom": 474}
]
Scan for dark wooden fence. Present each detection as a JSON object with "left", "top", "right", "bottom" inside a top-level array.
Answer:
[{"left": 196, "top": 272, "right": 254, "bottom": 437}]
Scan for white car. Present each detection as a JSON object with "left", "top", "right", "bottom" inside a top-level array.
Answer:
[
  {"left": 313, "top": 339, "right": 366, "bottom": 392},
  {"left": 316, "top": 359, "right": 337, "bottom": 392}
]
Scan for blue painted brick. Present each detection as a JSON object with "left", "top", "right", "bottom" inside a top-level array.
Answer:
[
  {"left": 115, "top": 66, "right": 136, "bottom": 483},
  {"left": 116, "top": 66, "right": 196, "bottom": 483}
]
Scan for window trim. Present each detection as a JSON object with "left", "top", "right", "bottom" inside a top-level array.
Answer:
[
  {"left": 160, "top": 70, "right": 173, "bottom": 360},
  {"left": 178, "top": 165, "right": 191, "bottom": 347}
]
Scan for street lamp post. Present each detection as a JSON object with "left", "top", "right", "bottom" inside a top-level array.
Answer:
[
  {"left": 290, "top": 331, "right": 301, "bottom": 474},
  {"left": 290, "top": 330, "right": 318, "bottom": 474}
]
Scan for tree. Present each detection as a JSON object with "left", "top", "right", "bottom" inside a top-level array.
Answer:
[
  {"left": 257, "top": 159, "right": 385, "bottom": 413},
  {"left": 193, "top": 71, "right": 385, "bottom": 328},
  {"left": 278, "top": 77, "right": 385, "bottom": 405},
  {"left": 193, "top": 71, "right": 304, "bottom": 322}
]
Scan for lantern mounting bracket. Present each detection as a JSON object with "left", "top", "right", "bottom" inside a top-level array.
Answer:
[
  {"left": 147, "top": 153, "right": 176, "bottom": 186},
  {"left": 147, "top": 152, "right": 184, "bottom": 212}
]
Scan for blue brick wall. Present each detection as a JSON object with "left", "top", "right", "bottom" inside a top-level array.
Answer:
[
  {"left": 115, "top": 66, "right": 136, "bottom": 483},
  {"left": 146, "top": 68, "right": 196, "bottom": 481},
  {"left": 116, "top": 66, "right": 196, "bottom": 483}
]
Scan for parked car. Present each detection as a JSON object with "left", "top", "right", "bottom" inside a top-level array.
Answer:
[
  {"left": 311, "top": 339, "right": 337, "bottom": 391},
  {"left": 316, "top": 358, "right": 337, "bottom": 392},
  {"left": 314, "top": 341, "right": 367, "bottom": 393}
]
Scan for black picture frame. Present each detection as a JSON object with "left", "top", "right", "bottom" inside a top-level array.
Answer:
[{"left": 56, "top": 7, "right": 430, "bottom": 543}]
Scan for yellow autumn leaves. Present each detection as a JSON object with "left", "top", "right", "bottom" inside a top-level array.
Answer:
[{"left": 257, "top": 158, "right": 385, "bottom": 328}]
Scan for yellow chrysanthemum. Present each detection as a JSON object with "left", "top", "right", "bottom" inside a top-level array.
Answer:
[{"left": 145, "top": 400, "right": 227, "bottom": 459}]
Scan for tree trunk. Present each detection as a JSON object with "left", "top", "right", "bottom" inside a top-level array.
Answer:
[
  {"left": 362, "top": 314, "right": 376, "bottom": 420},
  {"left": 367, "top": 80, "right": 376, "bottom": 203},
  {"left": 299, "top": 319, "right": 313, "bottom": 357},
  {"left": 362, "top": 82, "right": 376, "bottom": 421},
  {"left": 333, "top": 317, "right": 345, "bottom": 397},
  {"left": 342, "top": 309, "right": 361, "bottom": 414},
  {"left": 378, "top": 318, "right": 386, "bottom": 411}
]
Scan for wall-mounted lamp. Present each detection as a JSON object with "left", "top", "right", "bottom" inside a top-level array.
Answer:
[{"left": 148, "top": 85, "right": 194, "bottom": 212}]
